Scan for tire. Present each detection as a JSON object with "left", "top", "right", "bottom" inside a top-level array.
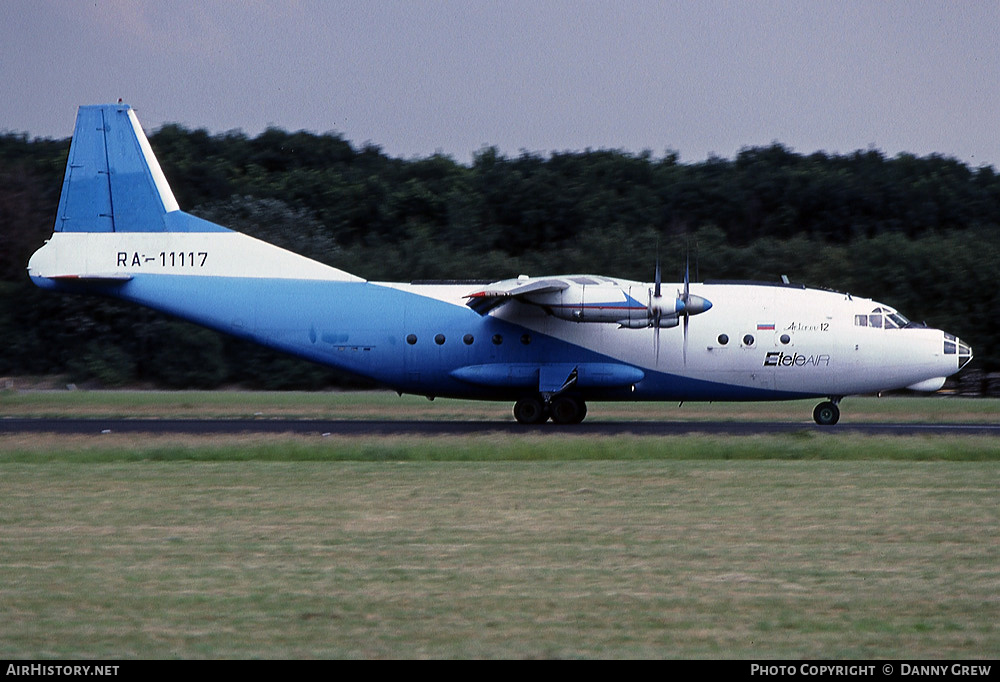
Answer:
[
  {"left": 550, "top": 396, "right": 585, "bottom": 425},
  {"left": 513, "top": 397, "right": 547, "bottom": 424},
  {"left": 813, "top": 401, "right": 840, "bottom": 426}
]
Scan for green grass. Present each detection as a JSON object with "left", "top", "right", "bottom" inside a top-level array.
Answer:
[
  {"left": 1, "top": 461, "right": 997, "bottom": 658},
  {"left": 0, "top": 390, "right": 997, "bottom": 658},
  {"left": 2, "top": 431, "right": 1000, "bottom": 463},
  {"left": 2, "top": 388, "right": 999, "bottom": 423}
]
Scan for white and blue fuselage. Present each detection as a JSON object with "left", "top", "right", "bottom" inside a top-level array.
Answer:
[{"left": 27, "top": 105, "right": 972, "bottom": 424}]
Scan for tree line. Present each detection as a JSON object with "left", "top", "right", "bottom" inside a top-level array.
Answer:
[{"left": 1, "top": 124, "right": 997, "bottom": 387}]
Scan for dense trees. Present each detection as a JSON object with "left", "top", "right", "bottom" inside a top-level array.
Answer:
[{"left": 1, "top": 125, "right": 997, "bottom": 387}]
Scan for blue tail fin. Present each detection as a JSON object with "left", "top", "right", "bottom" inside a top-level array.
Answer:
[{"left": 54, "top": 104, "right": 224, "bottom": 233}]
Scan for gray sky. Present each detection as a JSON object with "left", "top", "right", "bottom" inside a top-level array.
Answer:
[{"left": 3, "top": 0, "right": 998, "bottom": 167}]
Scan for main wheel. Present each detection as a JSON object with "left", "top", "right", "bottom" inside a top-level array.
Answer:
[
  {"left": 813, "top": 401, "right": 840, "bottom": 426},
  {"left": 550, "top": 396, "right": 587, "bottom": 424},
  {"left": 513, "top": 397, "right": 548, "bottom": 424}
]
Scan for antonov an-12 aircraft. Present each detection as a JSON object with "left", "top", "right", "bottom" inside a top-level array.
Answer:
[{"left": 28, "top": 104, "right": 973, "bottom": 425}]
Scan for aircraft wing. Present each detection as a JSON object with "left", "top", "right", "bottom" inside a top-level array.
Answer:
[{"left": 464, "top": 278, "right": 569, "bottom": 315}]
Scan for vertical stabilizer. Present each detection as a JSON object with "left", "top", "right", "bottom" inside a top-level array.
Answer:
[
  {"left": 30, "top": 103, "right": 362, "bottom": 284},
  {"left": 55, "top": 104, "right": 179, "bottom": 232}
]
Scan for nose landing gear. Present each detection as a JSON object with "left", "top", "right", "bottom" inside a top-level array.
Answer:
[{"left": 813, "top": 398, "right": 841, "bottom": 426}]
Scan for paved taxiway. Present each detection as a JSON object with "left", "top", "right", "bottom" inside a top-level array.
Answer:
[{"left": 2, "top": 418, "right": 998, "bottom": 437}]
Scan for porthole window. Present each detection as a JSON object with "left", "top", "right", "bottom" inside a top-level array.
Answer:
[
  {"left": 743, "top": 334, "right": 755, "bottom": 346},
  {"left": 406, "top": 334, "right": 417, "bottom": 345},
  {"left": 780, "top": 334, "right": 791, "bottom": 345},
  {"left": 463, "top": 334, "right": 474, "bottom": 345},
  {"left": 521, "top": 334, "right": 532, "bottom": 345},
  {"left": 717, "top": 334, "right": 729, "bottom": 346},
  {"left": 434, "top": 334, "right": 446, "bottom": 345},
  {"left": 492, "top": 334, "right": 503, "bottom": 345}
]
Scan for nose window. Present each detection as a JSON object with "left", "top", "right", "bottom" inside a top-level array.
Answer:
[
  {"left": 945, "top": 333, "right": 974, "bottom": 368},
  {"left": 959, "top": 341, "right": 973, "bottom": 370}
]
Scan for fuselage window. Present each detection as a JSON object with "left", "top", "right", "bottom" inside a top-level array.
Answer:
[
  {"left": 492, "top": 334, "right": 503, "bottom": 345},
  {"left": 521, "top": 334, "right": 532, "bottom": 345},
  {"left": 855, "top": 315, "right": 868, "bottom": 327},
  {"left": 434, "top": 334, "right": 446, "bottom": 345},
  {"left": 743, "top": 334, "right": 755, "bottom": 346},
  {"left": 717, "top": 334, "right": 729, "bottom": 345},
  {"left": 463, "top": 334, "right": 474, "bottom": 345},
  {"left": 869, "top": 314, "right": 882, "bottom": 328},
  {"left": 406, "top": 334, "right": 417, "bottom": 345},
  {"left": 780, "top": 334, "right": 791, "bottom": 344}
]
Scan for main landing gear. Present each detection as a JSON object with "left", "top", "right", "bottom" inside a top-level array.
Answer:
[
  {"left": 812, "top": 398, "right": 842, "bottom": 426},
  {"left": 513, "top": 395, "right": 588, "bottom": 425}
]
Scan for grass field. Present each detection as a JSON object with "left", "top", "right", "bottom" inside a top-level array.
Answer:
[
  {"left": 2, "top": 387, "right": 999, "bottom": 423},
  {"left": 1, "top": 390, "right": 997, "bottom": 658}
]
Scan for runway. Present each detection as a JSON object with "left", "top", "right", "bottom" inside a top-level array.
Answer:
[{"left": 2, "top": 418, "right": 998, "bottom": 437}]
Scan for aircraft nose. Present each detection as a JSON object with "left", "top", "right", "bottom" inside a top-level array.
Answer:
[{"left": 944, "top": 332, "right": 973, "bottom": 371}]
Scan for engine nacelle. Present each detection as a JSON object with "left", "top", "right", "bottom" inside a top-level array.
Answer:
[{"left": 619, "top": 316, "right": 680, "bottom": 329}]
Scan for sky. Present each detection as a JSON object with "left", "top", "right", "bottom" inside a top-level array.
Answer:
[{"left": 3, "top": 0, "right": 999, "bottom": 168}]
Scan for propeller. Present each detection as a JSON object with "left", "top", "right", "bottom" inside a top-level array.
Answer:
[
  {"left": 652, "top": 258, "right": 662, "bottom": 362},
  {"left": 678, "top": 254, "right": 713, "bottom": 363},
  {"left": 647, "top": 254, "right": 712, "bottom": 364},
  {"left": 648, "top": 257, "right": 682, "bottom": 364},
  {"left": 681, "top": 256, "right": 692, "bottom": 363}
]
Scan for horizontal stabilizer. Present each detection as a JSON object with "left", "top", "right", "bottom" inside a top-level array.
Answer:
[{"left": 45, "top": 273, "right": 133, "bottom": 282}]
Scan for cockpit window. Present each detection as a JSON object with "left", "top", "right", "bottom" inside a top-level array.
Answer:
[
  {"left": 856, "top": 307, "right": 911, "bottom": 329},
  {"left": 887, "top": 312, "right": 909, "bottom": 328}
]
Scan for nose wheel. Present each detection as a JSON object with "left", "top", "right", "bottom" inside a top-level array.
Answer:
[{"left": 813, "top": 400, "right": 841, "bottom": 426}]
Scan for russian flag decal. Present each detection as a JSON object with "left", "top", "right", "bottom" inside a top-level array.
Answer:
[{"left": 757, "top": 323, "right": 775, "bottom": 330}]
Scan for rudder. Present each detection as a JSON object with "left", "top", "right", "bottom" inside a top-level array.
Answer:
[{"left": 55, "top": 104, "right": 180, "bottom": 233}]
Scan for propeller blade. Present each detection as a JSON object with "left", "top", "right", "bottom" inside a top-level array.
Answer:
[
  {"left": 652, "top": 257, "right": 662, "bottom": 363},
  {"left": 683, "top": 254, "right": 690, "bottom": 304},
  {"left": 682, "top": 311, "right": 689, "bottom": 364},
  {"left": 682, "top": 254, "right": 691, "bottom": 364}
]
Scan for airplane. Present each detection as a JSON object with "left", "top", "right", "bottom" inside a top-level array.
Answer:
[{"left": 27, "top": 104, "right": 973, "bottom": 425}]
